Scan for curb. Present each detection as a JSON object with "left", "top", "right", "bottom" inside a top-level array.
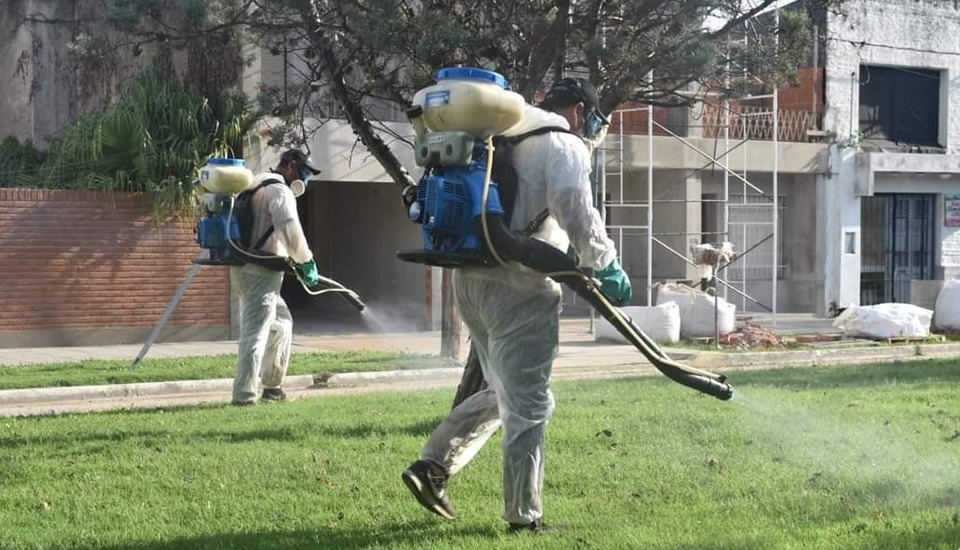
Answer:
[
  {"left": 0, "top": 375, "right": 314, "bottom": 407},
  {"left": 1, "top": 344, "right": 958, "bottom": 408},
  {"left": 689, "top": 343, "right": 960, "bottom": 370},
  {"left": 0, "top": 369, "right": 468, "bottom": 407},
  {"left": 322, "top": 367, "right": 464, "bottom": 387}
]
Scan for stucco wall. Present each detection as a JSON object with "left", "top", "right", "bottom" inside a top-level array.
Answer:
[
  {"left": 824, "top": 0, "right": 960, "bottom": 153},
  {"left": 1, "top": 0, "right": 237, "bottom": 148}
]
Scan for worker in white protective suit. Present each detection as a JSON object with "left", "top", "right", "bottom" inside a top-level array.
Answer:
[
  {"left": 231, "top": 149, "right": 321, "bottom": 406},
  {"left": 402, "top": 78, "right": 632, "bottom": 532}
]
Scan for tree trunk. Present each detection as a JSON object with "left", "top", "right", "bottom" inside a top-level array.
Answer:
[
  {"left": 307, "top": 0, "right": 486, "bottom": 408},
  {"left": 440, "top": 268, "right": 461, "bottom": 359}
]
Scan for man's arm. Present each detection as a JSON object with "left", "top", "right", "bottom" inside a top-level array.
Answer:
[
  {"left": 267, "top": 185, "right": 313, "bottom": 264},
  {"left": 544, "top": 133, "right": 617, "bottom": 270}
]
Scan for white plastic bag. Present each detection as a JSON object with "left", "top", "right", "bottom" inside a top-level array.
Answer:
[
  {"left": 595, "top": 302, "right": 681, "bottom": 344},
  {"left": 934, "top": 280, "right": 960, "bottom": 331},
  {"left": 688, "top": 292, "right": 737, "bottom": 337},
  {"left": 833, "top": 303, "right": 933, "bottom": 339},
  {"left": 655, "top": 283, "right": 735, "bottom": 337},
  {"left": 655, "top": 283, "right": 697, "bottom": 326}
]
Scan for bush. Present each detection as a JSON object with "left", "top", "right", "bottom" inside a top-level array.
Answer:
[
  {"left": 0, "top": 137, "right": 46, "bottom": 188},
  {"left": 1, "top": 71, "right": 254, "bottom": 214}
]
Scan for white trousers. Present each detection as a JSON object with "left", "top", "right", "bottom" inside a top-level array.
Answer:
[
  {"left": 230, "top": 264, "right": 293, "bottom": 403},
  {"left": 422, "top": 273, "right": 560, "bottom": 524}
]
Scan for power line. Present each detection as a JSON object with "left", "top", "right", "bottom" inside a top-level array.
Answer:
[{"left": 826, "top": 36, "right": 960, "bottom": 57}]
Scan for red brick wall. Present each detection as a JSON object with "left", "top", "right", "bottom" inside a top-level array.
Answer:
[
  {"left": 0, "top": 189, "right": 229, "bottom": 332},
  {"left": 607, "top": 103, "right": 672, "bottom": 136}
]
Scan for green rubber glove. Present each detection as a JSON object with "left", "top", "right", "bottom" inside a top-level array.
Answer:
[
  {"left": 596, "top": 258, "right": 632, "bottom": 306},
  {"left": 297, "top": 259, "right": 321, "bottom": 287}
]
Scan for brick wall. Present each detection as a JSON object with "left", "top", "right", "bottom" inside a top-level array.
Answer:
[{"left": 0, "top": 189, "right": 229, "bottom": 338}]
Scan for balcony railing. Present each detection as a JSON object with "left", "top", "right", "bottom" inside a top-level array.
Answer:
[{"left": 702, "top": 105, "right": 821, "bottom": 142}]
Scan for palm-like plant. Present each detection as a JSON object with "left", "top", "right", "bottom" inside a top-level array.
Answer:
[{"left": 32, "top": 71, "right": 254, "bottom": 214}]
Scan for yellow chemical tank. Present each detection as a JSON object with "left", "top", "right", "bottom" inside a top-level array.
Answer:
[
  {"left": 412, "top": 67, "right": 524, "bottom": 138},
  {"left": 198, "top": 158, "right": 253, "bottom": 194}
]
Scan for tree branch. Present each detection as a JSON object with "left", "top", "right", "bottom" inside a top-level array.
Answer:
[{"left": 307, "top": 0, "right": 416, "bottom": 190}]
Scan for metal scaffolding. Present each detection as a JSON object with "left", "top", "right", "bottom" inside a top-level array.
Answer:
[{"left": 597, "top": 10, "right": 783, "bottom": 325}]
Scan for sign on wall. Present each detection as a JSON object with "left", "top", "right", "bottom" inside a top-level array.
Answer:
[{"left": 947, "top": 194, "right": 960, "bottom": 227}]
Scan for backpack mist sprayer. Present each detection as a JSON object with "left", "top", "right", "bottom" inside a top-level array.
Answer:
[
  {"left": 193, "top": 157, "right": 365, "bottom": 311},
  {"left": 397, "top": 67, "right": 733, "bottom": 400}
]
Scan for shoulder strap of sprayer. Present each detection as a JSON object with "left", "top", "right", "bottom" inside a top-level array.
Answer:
[
  {"left": 494, "top": 126, "right": 575, "bottom": 235},
  {"left": 250, "top": 177, "right": 284, "bottom": 249},
  {"left": 230, "top": 177, "right": 288, "bottom": 272}
]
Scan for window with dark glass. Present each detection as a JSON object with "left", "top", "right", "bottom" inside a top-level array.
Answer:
[{"left": 859, "top": 65, "right": 941, "bottom": 148}]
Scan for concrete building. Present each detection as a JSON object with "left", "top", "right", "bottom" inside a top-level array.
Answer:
[
  {"left": 4, "top": 0, "right": 958, "bottom": 345},
  {"left": 601, "top": 0, "right": 960, "bottom": 318},
  {"left": 818, "top": 0, "right": 960, "bottom": 313}
]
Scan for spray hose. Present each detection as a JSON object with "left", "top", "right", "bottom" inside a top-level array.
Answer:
[
  {"left": 477, "top": 136, "right": 733, "bottom": 400},
  {"left": 222, "top": 197, "right": 366, "bottom": 312}
]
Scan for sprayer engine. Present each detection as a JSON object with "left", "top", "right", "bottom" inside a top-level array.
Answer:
[
  {"left": 403, "top": 139, "right": 505, "bottom": 266},
  {"left": 195, "top": 192, "right": 244, "bottom": 265},
  {"left": 193, "top": 157, "right": 254, "bottom": 266},
  {"left": 398, "top": 67, "right": 524, "bottom": 268}
]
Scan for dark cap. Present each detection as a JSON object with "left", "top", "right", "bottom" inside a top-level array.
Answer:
[
  {"left": 539, "top": 77, "right": 608, "bottom": 123},
  {"left": 278, "top": 149, "right": 322, "bottom": 175}
]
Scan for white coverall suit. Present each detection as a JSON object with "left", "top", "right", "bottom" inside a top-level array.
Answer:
[
  {"left": 230, "top": 174, "right": 314, "bottom": 404},
  {"left": 420, "top": 106, "right": 618, "bottom": 524}
]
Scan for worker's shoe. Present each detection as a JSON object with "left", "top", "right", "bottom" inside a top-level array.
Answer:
[
  {"left": 231, "top": 400, "right": 256, "bottom": 407},
  {"left": 508, "top": 519, "right": 564, "bottom": 534},
  {"left": 261, "top": 388, "right": 287, "bottom": 402},
  {"left": 401, "top": 459, "right": 456, "bottom": 520}
]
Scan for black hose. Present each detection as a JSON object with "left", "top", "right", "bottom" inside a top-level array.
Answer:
[
  {"left": 476, "top": 214, "right": 576, "bottom": 274},
  {"left": 480, "top": 214, "right": 734, "bottom": 401}
]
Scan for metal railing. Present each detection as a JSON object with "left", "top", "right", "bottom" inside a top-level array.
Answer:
[{"left": 702, "top": 105, "right": 820, "bottom": 142}]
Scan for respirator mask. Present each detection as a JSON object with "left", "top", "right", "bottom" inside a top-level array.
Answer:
[
  {"left": 288, "top": 166, "right": 312, "bottom": 198},
  {"left": 585, "top": 110, "right": 606, "bottom": 140}
]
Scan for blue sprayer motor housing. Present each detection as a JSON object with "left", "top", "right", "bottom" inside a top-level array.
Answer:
[
  {"left": 193, "top": 157, "right": 253, "bottom": 266},
  {"left": 409, "top": 149, "right": 504, "bottom": 257},
  {"left": 195, "top": 195, "right": 244, "bottom": 265}
]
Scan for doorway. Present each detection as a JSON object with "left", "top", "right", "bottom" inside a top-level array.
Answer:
[{"left": 860, "top": 194, "right": 936, "bottom": 305}]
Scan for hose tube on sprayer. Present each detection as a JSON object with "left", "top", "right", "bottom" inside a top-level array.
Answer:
[
  {"left": 478, "top": 216, "right": 733, "bottom": 400},
  {"left": 475, "top": 139, "right": 733, "bottom": 401}
]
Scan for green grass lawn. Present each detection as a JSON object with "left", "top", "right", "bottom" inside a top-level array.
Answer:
[
  {"left": 2, "top": 359, "right": 960, "bottom": 549},
  {"left": 0, "top": 351, "right": 457, "bottom": 391}
]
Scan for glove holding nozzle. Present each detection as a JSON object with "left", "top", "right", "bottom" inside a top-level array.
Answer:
[
  {"left": 595, "top": 258, "right": 633, "bottom": 306},
  {"left": 296, "top": 259, "right": 321, "bottom": 287}
]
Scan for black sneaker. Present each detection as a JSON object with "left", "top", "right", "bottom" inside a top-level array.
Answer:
[
  {"left": 231, "top": 400, "right": 255, "bottom": 407},
  {"left": 261, "top": 388, "right": 287, "bottom": 402},
  {"left": 401, "top": 460, "right": 455, "bottom": 520},
  {"left": 508, "top": 519, "right": 564, "bottom": 534}
]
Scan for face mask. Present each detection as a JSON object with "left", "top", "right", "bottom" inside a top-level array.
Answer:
[
  {"left": 289, "top": 179, "right": 307, "bottom": 198},
  {"left": 288, "top": 167, "right": 312, "bottom": 197},
  {"left": 585, "top": 111, "right": 605, "bottom": 140}
]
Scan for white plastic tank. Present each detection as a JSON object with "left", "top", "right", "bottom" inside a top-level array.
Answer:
[
  {"left": 413, "top": 67, "right": 524, "bottom": 137},
  {"left": 198, "top": 158, "right": 253, "bottom": 194}
]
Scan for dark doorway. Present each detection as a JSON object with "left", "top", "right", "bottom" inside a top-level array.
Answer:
[{"left": 860, "top": 194, "right": 936, "bottom": 305}]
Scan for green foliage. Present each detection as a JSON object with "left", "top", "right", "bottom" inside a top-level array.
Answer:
[
  {"left": 0, "top": 137, "right": 46, "bottom": 188},
  {"left": 10, "top": 72, "right": 253, "bottom": 215}
]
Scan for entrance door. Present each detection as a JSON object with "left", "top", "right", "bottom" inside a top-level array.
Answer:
[{"left": 860, "top": 194, "right": 935, "bottom": 305}]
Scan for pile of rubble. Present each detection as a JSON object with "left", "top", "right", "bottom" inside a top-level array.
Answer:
[{"left": 720, "top": 323, "right": 784, "bottom": 349}]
